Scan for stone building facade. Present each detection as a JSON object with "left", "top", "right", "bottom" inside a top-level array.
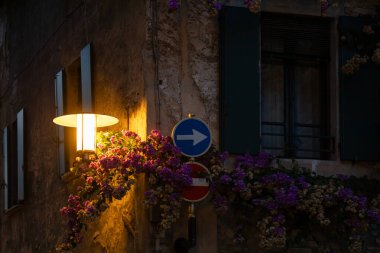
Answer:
[{"left": 0, "top": 0, "right": 379, "bottom": 252}]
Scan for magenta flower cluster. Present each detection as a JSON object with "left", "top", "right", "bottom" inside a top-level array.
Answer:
[
  {"left": 57, "top": 130, "right": 193, "bottom": 250},
  {"left": 210, "top": 153, "right": 380, "bottom": 252},
  {"left": 167, "top": 0, "right": 223, "bottom": 15},
  {"left": 57, "top": 129, "right": 380, "bottom": 252}
]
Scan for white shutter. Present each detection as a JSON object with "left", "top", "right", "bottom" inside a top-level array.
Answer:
[
  {"left": 55, "top": 70, "right": 66, "bottom": 175},
  {"left": 80, "top": 43, "right": 92, "bottom": 112},
  {"left": 3, "top": 127, "right": 8, "bottom": 210},
  {"left": 17, "top": 109, "right": 24, "bottom": 202}
]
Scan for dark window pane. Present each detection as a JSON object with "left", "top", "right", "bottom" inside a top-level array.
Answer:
[
  {"left": 261, "top": 13, "right": 331, "bottom": 159},
  {"left": 262, "top": 63, "right": 284, "bottom": 123},
  {"left": 295, "top": 63, "right": 321, "bottom": 125}
]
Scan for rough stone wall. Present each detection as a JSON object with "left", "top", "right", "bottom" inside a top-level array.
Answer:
[
  {"left": 144, "top": 0, "right": 219, "bottom": 142},
  {"left": 143, "top": 1, "right": 219, "bottom": 252},
  {"left": 0, "top": 0, "right": 148, "bottom": 252},
  {"left": 143, "top": 1, "right": 380, "bottom": 253},
  {"left": 1, "top": 0, "right": 380, "bottom": 252}
]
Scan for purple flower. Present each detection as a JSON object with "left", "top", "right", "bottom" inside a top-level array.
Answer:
[
  {"left": 219, "top": 174, "right": 232, "bottom": 184},
  {"left": 235, "top": 153, "right": 255, "bottom": 169},
  {"left": 174, "top": 164, "right": 192, "bottom": 186},
  {"left": 352, "top": 196, "right": 367, "bottom": 209},
  {"left": 255, "top": 152, "right": 271, "bottom": 168},
  {"left": 101, "top": 182, "right": 113, "bottom": 197},
  {"left": 158, "top": 167, "right": 174, "bottom": 182},
  {"left": 337, "top": 188, "right": 354, "bottom": 200},
  {"left": 296, "top": 176, "right": 310, "bottom": 189},
  {"left": 168, "top": 0, "right": 180, "bottom": 10},
  {"left": 264, "top": 200, "right": 278, "bottom": 211},
  {"left": 233, "top": 179, "right": 246, "bottom": 192},
  {"left": 83, "top": 200, "right": 96, "bottom": 214},
  {"left": 273, "top": 214, "right": 285, "bottom": 223},
  {"left": 321, "top": 0, "right": 329, "bottom": 12},
  {"left": 144, "top": 144, "right": 156, "bottom": 156},
  {"left": 274, "top": 226, "right": 285, "bottom": 236},
  {"left": 233, "top": 167, "right": 246, "bottom": 180},
  {"left": 367, "top": 209, "right": 380, "bottom": 223},
  {"left": 262, "top": 172, "right": 293, "bottom": 185},
  {"left": 275, "top": 186, "right": 299, "bottom": 206},
  {"left": 100, "top": 156, "right": 120, "bottom": 169},
  {"left": 213, "top": 1, "right": 222, "bottom": 10},
  {"left": 219, "top": 151, "right": 228, "bottom": 163},
  {"left": 168, "top": 157, "right": 180, "bottom": 167}
]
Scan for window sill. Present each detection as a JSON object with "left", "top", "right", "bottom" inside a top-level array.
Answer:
[
  {"left": 3, "top": 204, "right": 23, "bottom": 216},
  {"left": 61, "top": 171, "right": 80, "bottom": 183}
]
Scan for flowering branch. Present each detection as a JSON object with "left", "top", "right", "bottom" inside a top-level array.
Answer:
[
  {"left": 210, "top": 153, "right": 380, "bottom": 252},
  {"left": 57, "top": 130, "right": 380, "bottom": 252}
]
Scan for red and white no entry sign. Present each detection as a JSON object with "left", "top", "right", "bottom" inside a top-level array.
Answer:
[{"left": 182, "top": 162, "right": 210, "bottom": 202}]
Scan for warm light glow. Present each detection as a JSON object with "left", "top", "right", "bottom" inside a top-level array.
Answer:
[
  {"left": 53, "top": 113, "right": 119, "bottom": 152},
  {"left": 76, "top": 114, "right": 96, "bottom": 152}
]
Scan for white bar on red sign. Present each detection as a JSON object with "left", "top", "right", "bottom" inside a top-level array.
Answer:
[{"left": 192, "top": 178, "right": 208, "bottom": 187}]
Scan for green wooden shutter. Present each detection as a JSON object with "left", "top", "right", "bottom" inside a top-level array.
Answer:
[
  {"left": 220, "top": 6, "right": 261, "bottom": 154},
  {"left": 340, "top": 16, "right": 380, "bottom": 160}
]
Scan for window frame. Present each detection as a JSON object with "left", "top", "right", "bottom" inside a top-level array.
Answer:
[
  {"left": 219, "top": 7, "right": 336, "bottom": 160},
  {"left": 2, "top": 108, "right": 25, "bottom": 211},
  {"left": 260, "top": 13, "right": 333, "bottom": 159}
]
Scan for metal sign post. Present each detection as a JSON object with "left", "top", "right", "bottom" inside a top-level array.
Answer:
[{"left": 172, "top": 116, "right": 212, "bottom": 250}]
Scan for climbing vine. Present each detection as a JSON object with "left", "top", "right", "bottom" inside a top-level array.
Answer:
[{"left": 57, "top": 130, "right": 380, "bottom": 252}]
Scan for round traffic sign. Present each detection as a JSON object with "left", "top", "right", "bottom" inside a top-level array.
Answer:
[
  {"left": 182, "top": 162, "right": 210, "bottom": 202},
  {"left": 172, "top": 118, "right": 212, "bottom": 157}
]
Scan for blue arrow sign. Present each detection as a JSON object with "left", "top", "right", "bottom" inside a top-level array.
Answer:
[{"left": 172, "top": 118, "right": 212, "bottom": 157}]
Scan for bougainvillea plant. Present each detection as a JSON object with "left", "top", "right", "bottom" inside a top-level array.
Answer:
[
  {"left": 340, "top": 17, "right": 380, "bottom": 75},
  {"left": 56, "top": 130, "right": 195, "bottom": 250},
  {"left": 57, "top": 130, "right": 380, "bottom": 252},
  {"left": 210, "top": 153, "right": 380, "bottom": 252}
]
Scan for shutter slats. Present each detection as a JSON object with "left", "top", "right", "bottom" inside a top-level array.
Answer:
[
  {"left": 80, "top": 43, "right": 92, "bottom": 112},
  {"left": 220, "top": 7, "right": 261, "bottom": 154},
  {"left": 262, "top": 13, "right": 330, "bottom": 57},
  {"left": 17, "top": 109, "right": 24, "bottom": 201},
  {"left": 340, "top": 16, "right": 380, "bottom": 160},
  {"left": 55, "top": 70, "right": 66, "bottom": 175},
  {"left": 3, "top": 127, "right": 8, "bottom": 210}
]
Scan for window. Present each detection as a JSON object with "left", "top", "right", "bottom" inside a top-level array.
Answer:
[
  {"left": 260, "top": 13, "right": 332, "bottom": 159},
  {"left": 221, "top": 7, "right": 380, "bottom": 161},
  {"left": 2, "top": 109, "right": 24, "bottom": 210},
  {"left": 55, "top": 43, "right": 93, "bottom": 175},
  {"left": 220, "top": 7, "right": 333, "bottom": 159}
]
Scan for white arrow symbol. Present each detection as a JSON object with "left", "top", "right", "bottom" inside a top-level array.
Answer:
[{"left": 177, "top": 129, "right": 207, "bottom": 146}]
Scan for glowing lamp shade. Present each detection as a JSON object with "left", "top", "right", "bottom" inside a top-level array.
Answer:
[
  {"left": 53, "top": 113, "right": 119, "bottom": 152},
  {"left": 76, "top": 114, "right": 96, "bottom": 151}
]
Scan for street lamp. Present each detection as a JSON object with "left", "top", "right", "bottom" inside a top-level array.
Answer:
[{"left": 53, "top": 113, "right": 119, "bottom": 152}]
